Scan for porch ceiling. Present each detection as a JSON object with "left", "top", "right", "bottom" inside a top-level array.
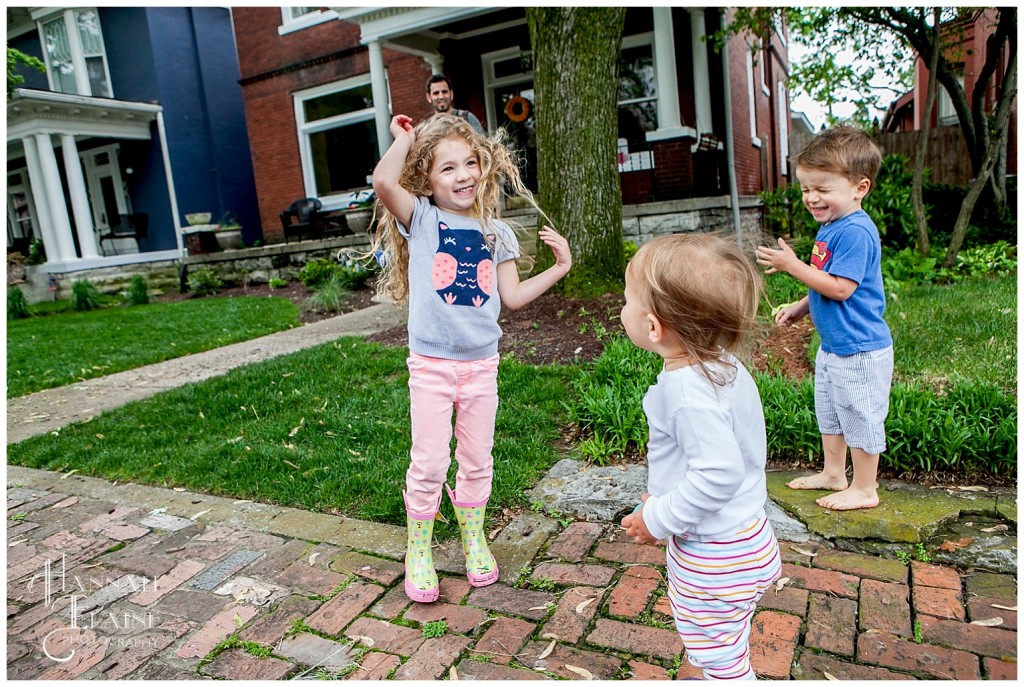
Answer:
[
  {"left": 332, "top": 6, "right": 521, "bottom": 46},
  {"left": 7, "top": 88, "right": 161, "bottom": 144}
]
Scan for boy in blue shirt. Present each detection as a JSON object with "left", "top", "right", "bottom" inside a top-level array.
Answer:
[{"left": 756, "top": 124, "right": 893, "bottom": 511}]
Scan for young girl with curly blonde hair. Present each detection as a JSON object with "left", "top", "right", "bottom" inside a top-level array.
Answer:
[{"left": 371, "top": 113, "right": 571, "bottom": 602}]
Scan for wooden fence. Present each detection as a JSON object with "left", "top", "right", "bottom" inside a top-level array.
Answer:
[{"left": 789, "top": 125, "right": 973, "bottom": 185}]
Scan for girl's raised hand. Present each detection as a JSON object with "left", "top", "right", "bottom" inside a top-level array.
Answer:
[
  {"left": 389, "top": 115, "right": 415, "bottom": 142},
  {"left": 538, "top": 226, "right": 572, "bottom": 271}
]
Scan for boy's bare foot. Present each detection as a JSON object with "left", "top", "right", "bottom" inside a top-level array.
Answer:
[
  {"left": 787, "top": 474, "right": 847, "bottom": 491},
  {"left": 816, "top": 487, "right": 879, "bottom": 511}
]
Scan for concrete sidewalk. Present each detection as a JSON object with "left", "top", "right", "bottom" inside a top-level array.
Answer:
[{"left": 5, "top": 303, "right": 1018, "bottom": 679}]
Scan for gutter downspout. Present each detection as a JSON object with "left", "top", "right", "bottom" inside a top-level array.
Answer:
[{"left": 720, "top": 10, "right": 742, "bottom": 244}]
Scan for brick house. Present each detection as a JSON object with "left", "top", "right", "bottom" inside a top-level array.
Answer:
[{"left": 232, "top": 7, "right": 791, "bottom": 243}]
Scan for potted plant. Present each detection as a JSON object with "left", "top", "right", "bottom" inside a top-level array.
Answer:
[
  {"left": 214, "top": 211, "right": 243, "bottom": 250},
  {"left": 7, "top": 251, "right": 28, "bottom": 284}
]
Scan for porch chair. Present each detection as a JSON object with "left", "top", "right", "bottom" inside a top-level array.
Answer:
[
  {"left": 99, "top": 213, "right": 148, "bottom": 255},
  {"left": 280, "top": 197, "right": 323, "bottom": 243}
]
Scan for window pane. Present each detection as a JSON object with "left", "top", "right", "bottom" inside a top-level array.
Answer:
[
  {"left": 290, "top": 7, "right": 316, "bottom": 20},
  {"left": 43, "top": 17, "right": 77, "bottom": 93},
  {"left": 310, "top": 120, "right": 379, "bottom": 195},
  {"left": 304, "top": 85, "right": 374, "bottom": 122},
  {"left": 618, "top": 45, "right": 655, "bottom": 101},
  {"left": 76, "top": 10, "right": 103, "bottom": 55},
  {"left": 85, "top": 57, "right": 109, "bottom": 97}
]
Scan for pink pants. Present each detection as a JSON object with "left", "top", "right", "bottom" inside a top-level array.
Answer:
[{"left": 404, "top": 352, "right": 499, "bottom": 516}]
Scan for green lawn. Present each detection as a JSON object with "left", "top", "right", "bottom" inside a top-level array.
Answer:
[
  {"left": 6, "top": 339, "right": 577, "bottom": 535},
  {"left": 887, "top": 274, "right": 1016, "bottom": 392},
  {"left": 6, "top": 297, "right": 301, "bottom": 398}
]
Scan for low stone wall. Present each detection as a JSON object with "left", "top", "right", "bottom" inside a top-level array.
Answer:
[{"left": 13, "top": 198, "right": 764, "bottom": 303}]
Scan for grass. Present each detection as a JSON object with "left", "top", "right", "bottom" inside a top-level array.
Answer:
[
  {"left": 6, "top": 338, "right": 577, "bottom": 534},
  {"left": 6, "top": 297, "right": 301, "bottom": 398},
  {"left": 887, "top": 274, "right": 1016, "bottom": 392}
]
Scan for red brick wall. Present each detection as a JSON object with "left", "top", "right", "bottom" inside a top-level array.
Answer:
[{"left": 231, "top": 9, "right": 434, "bottom": 241}]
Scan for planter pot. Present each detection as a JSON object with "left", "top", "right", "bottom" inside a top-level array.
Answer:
[{"left": 216, "top": 229, "right": 243, "bottom": 250}]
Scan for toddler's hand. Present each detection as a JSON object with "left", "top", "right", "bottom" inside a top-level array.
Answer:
[
  {"left": 755, "top": 237, "right": 799, "bottom": 275},
  {"left": 389, "top": 115, "right": 415, "bottom": 142},
  {"left": 620, "top": 493, "right": 658, "bottom": 545},
  {"left": 774, "top": 299, "right": 809, "bottom": 326},
  {"left": 538, "top": 226, "right": 572, "bottom": 271}
]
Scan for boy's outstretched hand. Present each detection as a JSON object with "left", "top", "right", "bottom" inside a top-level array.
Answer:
[
  {"left": 620, "top": 492, "right": 658, "bottom": 545},
  {"left": 755, "top": 237, "right": 801, "bottom": 275}
]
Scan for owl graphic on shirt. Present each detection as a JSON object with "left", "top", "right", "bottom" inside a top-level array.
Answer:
[{"left": 431, "top": 222, "right": 495, "bottom": 307}]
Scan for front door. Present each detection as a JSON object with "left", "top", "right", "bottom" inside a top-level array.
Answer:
[
  {"left": 483, "top": 49, "right": 537, "bottom": 192},
  {"left": 6, "top": 169, "right": 38, "bottom": 254},
  {"left": 80, "top": 144, "right": 131, "bottom": 253}
]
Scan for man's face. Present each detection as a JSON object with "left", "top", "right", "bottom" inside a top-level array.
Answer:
[{"left": 426, "top": 81, "right": 453, "bottom": 113}]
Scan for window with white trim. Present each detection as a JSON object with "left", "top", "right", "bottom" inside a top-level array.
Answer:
[
  {"left": 759, "top": 38, "right": 770, "bottom": 96},
  {"left": 777, "top": 82, "right": 789, "bottom": 176},
  {"left": 746, "top": 46, "right": 760, "bottom": 147},
  {"left": 294, "top": 77, "right": 377, "bottom": 202},
  {"left": 279, "top": 7, "right": 338, "bottom": 35},
  {"left": 617, "top": 33, "right": 658, "bottom": 147},
  {"left": 38, "top": 9, "right": 112, "bottom": 97},
  {"left": 936, "top": 73, "right": 963, "bottom": 127}
]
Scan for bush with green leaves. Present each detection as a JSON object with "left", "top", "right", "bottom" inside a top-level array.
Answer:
[
  {"left": 125, "top": 274, "right": 150, "bottom": 305},
  {"left": 862, "top": 154, "right": 917, "bottom": 249},
  {"left": 7, "top": 286, "right": 30, "bottom": 320},
  {"left": 881, "top": 241, "right": 1017, "bottom": 292},
  {"left": 70, "top": 279, "right": 103, "bottom": 311},
  {"left": 296, "top": 258, "right": 340, "bottom": 289},
  {"left": 187, "top": 267, "right": 223, "bottom": 297},
  {"left": 569, "top": 335, "right": 1016, "bottom": 478},
  {"left": 268, "top": 277, "right": 288, "bottom": 289}
]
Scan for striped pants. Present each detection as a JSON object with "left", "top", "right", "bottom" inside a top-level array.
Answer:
[{"left": 666, "top": 517, "right": 782, "bottom": 680}]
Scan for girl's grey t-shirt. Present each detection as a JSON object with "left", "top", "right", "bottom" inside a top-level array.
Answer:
[{"left": 398, "top": 196, "right": 520, "bottom": 360}]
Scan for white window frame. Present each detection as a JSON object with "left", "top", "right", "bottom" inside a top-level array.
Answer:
[
  {"left": 746, "top": 46, "right": 761, "bottom": 148},
  {"left": 7, "top": 168, "right": 39, "bottom": 246},
  {"left": 37, "top": 8, "right": 113, "bottom": 98},
  {"left": 759, "top": 38, "right": 770, "bottom": 97},
  {"left": 777, "top": 82, "right": 790, "bottom": 176},
  {"left": 936, "top": 73, "right": 963, "bottom": 127},
  {"left": 293, "top": 75, "right": 376, "bottom": 209},
  {"left": 618, "top": 32, "right": 659, "bottom": 132},
  {"left": 481, "top": 47, "right": 534, "bottom": 130},
  {"left": 80, "top": 144, "right": 129, "bottom": 232},
  {"left": 279, "top": 7, "right": 338, "bottom": 35}
]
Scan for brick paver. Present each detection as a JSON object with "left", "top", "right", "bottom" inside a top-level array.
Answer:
[{"left": 6, "top": 475, "right": 1015, "bottom": 681}]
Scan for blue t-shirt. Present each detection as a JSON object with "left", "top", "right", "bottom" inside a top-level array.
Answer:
[{"left": 808, "top": 210, "right": 892, "bottom": 355}]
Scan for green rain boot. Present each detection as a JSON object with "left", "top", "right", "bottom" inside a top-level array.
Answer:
[
  {"left": 445, "top": 484, "right": 499, "bottom": 587},
  {"left": 403, "top": 491, "right": 439, "bottom": 603}
]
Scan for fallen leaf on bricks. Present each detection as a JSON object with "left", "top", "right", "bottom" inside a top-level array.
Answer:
[
  {"left": 823, "top": 671, "right": 838, "bottom": 680},
  {"left": 991, "top": 604, "right": 1017, "bottom": 611},
  {"left": 537, "top": 639, "right": 556, "bottom": 660},
  {"left": 190, "top": 509, "right": 211, "bottom": 521},
  {"left": 970, "top": 617, "right": 1004, "bottom": 627},
  {"left": 775, "top": 577, "right": 790, "bottom": 592},
  {"left": 541, "top": 632, "right": 559, "bottom": 640},
  {"left": 528, "top": 606, "right": 548, "bottom": 611},
  {"left": 564, "top": 664, "right": 593, "bottom": 680},
  {"left": 789, "top": 546, "right": 818, "bottom": 557},
  {"left": 449, "top": 665, "right": 458, "bottom": 681},
  {"left": 980, "top": 524, "right": 1009, "bottom": 533},
  {"left": 937, "top": 538, "right": 973, "bottom": 552},
  {"left": 575, "top": 597, "right": 596, "bottom": 614},
  {"left": 352, "top": 635, "right": 375, "bottom": 646},
  {"left": 308, "top": 552, "right": 321, "bottom": 567}
]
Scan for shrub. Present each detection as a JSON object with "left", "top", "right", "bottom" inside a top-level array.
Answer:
[
  {"left": 27, "top": 238, "right": 46, "bottom": 265},
  {"left": 302, "top": 274, "right": 349, "bottom": 314},
  {"left": 70, "top": 279, "right": 103, "bottom": 311},
  {"left": 7, "top": 286, "right": 30, "bottom": 320},
  {"left": 760, "top": 183, "right": 817, "bottom": 239},
  {"left": 125, "top": 274, "right": 150, "bottom": 305},
  {"left": 297, "top": 258, "right": 339, "bottom": 289},
  {"left": 268, "top": 277, "right": 288, "bottom": 289},
  {"left": 187, "top": 267, "right": 223, "bottom": 297},
  {"left": 862, "top": 154, "right": 917, "bottom": 249}
]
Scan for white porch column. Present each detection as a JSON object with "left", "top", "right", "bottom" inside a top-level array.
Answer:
[
  {"left": 60, "top": 134, "right": 99, "bottom": 259},
  {"left": 688, "top": 8, "right": 714, "bottom": 135},
  {"left": 368, "top": 39, "right": 392, "bottom": 157},
  {"left": 653, "top": 7, "right": 681, "bottom": 131},
  {"left": 34, "top": 133, "right": 78, "bottom": 261},
  {"left": 21, "top": 136, "right": 59, "bottom": 263},
  {"left": 425, "top": 55, "right": 443, "bottom": 75}
]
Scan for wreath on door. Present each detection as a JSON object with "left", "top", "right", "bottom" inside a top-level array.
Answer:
[{"left": 504, "top": 95, "right": 531, "bottom": 123}]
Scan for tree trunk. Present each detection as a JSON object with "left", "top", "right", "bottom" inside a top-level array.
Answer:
[
  {"left": 527, "top": 7, "right": 626, "bottom": 295},
  {"left": 912, "top": 9, "right": 941, "bottom": 256},
  {"left": 944, "top": 46, "right": 1017, "bottom": 267}
]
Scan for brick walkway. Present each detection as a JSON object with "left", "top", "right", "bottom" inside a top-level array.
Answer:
[{"left": 6, "top": 467, "right": 1017, "bottom": 680}]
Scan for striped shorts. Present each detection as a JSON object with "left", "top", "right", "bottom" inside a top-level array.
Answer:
[
  {"left": 814, "top": 346, "right": 894, "bottom": 455},
  {"left": 666, "top": 517, "right": 782, "bottom": 680}
]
